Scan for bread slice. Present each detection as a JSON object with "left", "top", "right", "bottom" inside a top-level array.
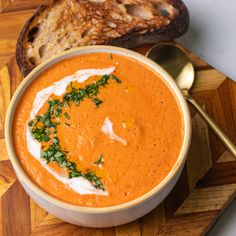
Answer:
[{"left": 16, "top": 0, "right": 189, "bottom": 76}]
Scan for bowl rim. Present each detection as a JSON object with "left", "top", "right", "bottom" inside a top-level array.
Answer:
[{"left": 5, "top": 45, "right": 191, "bottom": 214}]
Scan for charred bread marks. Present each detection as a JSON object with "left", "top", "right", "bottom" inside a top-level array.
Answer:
[{"left": 16, "top": 0, "right": 189, "bottom": 76}]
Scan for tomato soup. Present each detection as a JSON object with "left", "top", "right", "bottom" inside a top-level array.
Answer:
[{"left": 13, "top": 53, "right": 183, "bottom": 207}]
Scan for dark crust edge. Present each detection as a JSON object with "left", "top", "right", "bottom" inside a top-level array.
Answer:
[
  {"left": 16, "top": 5, "right": 47, "bottom": 77},
  {"left": 16, "top": 0, "right": 189, "bottom": 77},
  {"left": 109, "top": 0, "right": 189, "bottom": 48}
]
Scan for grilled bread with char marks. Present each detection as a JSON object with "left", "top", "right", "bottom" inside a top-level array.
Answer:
[{"left": 16, "top": 0, "right": 189, "bottom": 76}]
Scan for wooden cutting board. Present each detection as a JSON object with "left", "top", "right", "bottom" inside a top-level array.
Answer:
[
  {"left": 1, "top": 2, "right": 236, "bottom": 236},
  {"left": 0, "top": 43, "right": 236, "bottom": 236}
]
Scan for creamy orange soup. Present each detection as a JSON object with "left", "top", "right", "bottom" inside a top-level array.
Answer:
[{"left": 13, "top": 53, "right": 183, "bottom": 207}]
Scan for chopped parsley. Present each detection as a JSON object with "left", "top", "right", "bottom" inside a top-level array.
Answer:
[
  {"left": 28, "top": 120, "right": 34, "bottom": 127},
  {"left": 84, "top": 171, "right": 104, "bottom": 190},
  {"left": 28, "top": 74, "right": 122, "bottom": 191},
  {"left": 94, "top": 154, "right": 104, "bottom": 165},
  {"left": 93, "top": 98, "right": 103, "bottom": 107},
  {"left": 64, "top": 112, "right": 70, "bottom": 120},
  {"left": 30, "top": 127, "right": 50, "bottom": 142},
  {"left": 63, "top": 74, "right": 120, "bottom": 107},
  {"left": 111, "top": 75, "right": 121, "bottom": 83}
]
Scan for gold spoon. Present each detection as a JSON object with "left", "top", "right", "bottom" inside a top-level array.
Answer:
[{"left": 146, "top": 43, "right": 236, "bottom": 157}]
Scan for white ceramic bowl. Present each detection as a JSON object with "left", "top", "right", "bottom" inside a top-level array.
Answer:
[{"left": 5, "top": 46, "right": 191, "bottom": 228}]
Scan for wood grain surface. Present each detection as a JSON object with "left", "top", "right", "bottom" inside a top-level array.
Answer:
[
  {"left": 0, "top": 1, "right": 236, "bottom": 236},
  {"left": 0, "top": 0, "right": 51, "bottom": 12}
]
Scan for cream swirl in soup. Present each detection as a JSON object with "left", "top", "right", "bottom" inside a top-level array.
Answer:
[{"left": 13, "top": 53, "right": 183, "bottom": 207}]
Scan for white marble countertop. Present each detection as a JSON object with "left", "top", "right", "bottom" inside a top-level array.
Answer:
[
  {"left": 177, "top": 0, "right": 236, "bottom": 235},
  {"left": 178, "top": 0, "right": 236, "bottom": 82}
]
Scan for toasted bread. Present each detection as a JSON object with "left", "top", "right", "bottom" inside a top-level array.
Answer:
[{"left": 16, "top": 0, "right": 189, "bottom": 76}]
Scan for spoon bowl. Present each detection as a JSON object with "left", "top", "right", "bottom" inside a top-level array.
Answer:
[{"left": 147, "top": 43, "right": 195, "bottom": 91}]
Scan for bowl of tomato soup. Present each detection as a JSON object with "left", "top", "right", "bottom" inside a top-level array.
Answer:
[{"left": 5, "top": 46, "right": 191, "bottom": 227}]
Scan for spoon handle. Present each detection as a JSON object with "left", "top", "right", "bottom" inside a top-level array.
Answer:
[{"left": 185, "top": 93, "right": 236, "bottom": 158}]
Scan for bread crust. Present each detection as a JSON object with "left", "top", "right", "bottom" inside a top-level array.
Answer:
[
  {"left": 16, "top": 0, "right": 189, "bottom": 77},
  {"left": 16, "top": 6, "right": 47, "bottom": 76},
  {"left": 109, "top": 0, "right": 189, "bottom": 47}
]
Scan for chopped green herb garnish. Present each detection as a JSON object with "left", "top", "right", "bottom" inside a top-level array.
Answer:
[
  {"left": 44, "top": 119, "right": 50, "bottom": 127},
  {"left": 48, "top": 99, "right": 60, "bottom": 106},
  {"left": 64, "top": 112, "right": 70, "bottom": 120},
  {"left": 28, "top": 120, "right": 34, "bottom": 127},
  {"left": 111, "top": 75, "right": 121, "bottom": 83},
  {"left": 35, "top": 116, "right": 42, "bottom": 122},
  {"left": 93, "top": 98, "right": 103, "bottom": 107},
  {"left": 30, "top": 127, "right": 49, "bottom": 142},
  {"left": 110, "top": 53, "right": 113, "bottom": 60},
  {"left": 28, "top": 74, "right": 122, "bottom": 191},
  {"left": 42, "top": 135, "right": 50, "bottom": 142},
  {"left": 84, "top": 171, "right": 104, "bottom": 190},
  {"left": 41, "top": 137, "right": 104, "bottom": 189},
  {"left": 69, "top": 170, "right": 81, "bottom": 178},
  {"left": 94, "top": 154, "right": 104, "bottom": 165},
  {"left": 52, "top": 137, "right": 59, "bottom": 145},
  {"left": 63, "top": 74, "right": 121, "bottom": 108}
]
